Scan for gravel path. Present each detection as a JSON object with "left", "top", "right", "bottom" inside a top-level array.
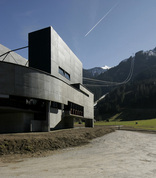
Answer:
[{"left": 0, "top": 130, "right": 156, "bottom": 178}]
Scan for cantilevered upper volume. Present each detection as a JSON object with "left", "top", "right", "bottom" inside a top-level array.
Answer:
[{"left": 29, "top": 26, "right": 82, "bottom": 85}]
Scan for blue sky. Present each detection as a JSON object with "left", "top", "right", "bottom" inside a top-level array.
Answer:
[{"left": 1, "top": 0, "right": 156, "bottom": 69}]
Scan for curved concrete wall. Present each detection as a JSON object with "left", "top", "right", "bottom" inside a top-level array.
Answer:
[{"left": 0, "top": 61, "right": 93, "bottom": 119}]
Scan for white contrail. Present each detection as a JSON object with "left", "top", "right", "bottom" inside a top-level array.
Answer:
[{"left": 85, "top": 2, "right": 119, "bottom": 37}]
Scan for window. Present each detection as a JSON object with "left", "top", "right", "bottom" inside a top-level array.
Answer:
[
  {"left": 51, "top": 101, "right": 61, "bottom": 109},
  {"left": 59, "top": 67, "right": 70, "bottom": 80},
  {"left": 59, "top": 67, "right": 64, "bottom": 76},
  {"left": 64, "top": 102, "right": 84, "bottom": 117},
  {"left": 65, "top": 72, "right": 70, "bottom": 80}
]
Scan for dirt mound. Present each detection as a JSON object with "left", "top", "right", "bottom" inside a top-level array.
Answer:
[{"left": 0, "top": 126, "right": 115, "bottom": 158}]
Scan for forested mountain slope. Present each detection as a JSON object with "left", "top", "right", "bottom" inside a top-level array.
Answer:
[
  {"left": 83, "top": 48, "right": 156, "bottom": 101},
  {"left": 83, "top": 48, "right": 156, "bottom": 121}
]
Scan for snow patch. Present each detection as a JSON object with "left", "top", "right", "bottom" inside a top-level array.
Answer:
[{"left": 102, "top": 65, "right": 111, "bottom": 70}]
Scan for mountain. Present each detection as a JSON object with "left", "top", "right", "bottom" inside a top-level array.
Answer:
[
  {"left": 95, "top": 78, "right": 156, "bottom": 121},
  {"left": 83, "top": 66, "right": 110, "bottom": 78},
  {"left": 84, "top": 47, "right": 156, "bottom": 121},
  {"left": 83, "top": 47, "right": 156, "bottom": 101},
  {"left": 101, "top": 65, "right": 111, "bottom": 70},
  {"left": 97, "top": 49, "right": 156, "bottom": 82},
  {"left": 83, "top": 66, "right": 111, "bottom": 101}
]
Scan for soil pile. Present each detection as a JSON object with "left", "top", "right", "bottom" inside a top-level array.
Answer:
[{"left": 0, "top": 126, "right": 115, "bottom": 157}]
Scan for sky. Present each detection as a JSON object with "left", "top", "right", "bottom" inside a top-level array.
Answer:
[{"left": 1, "top": 0, "right": 156, "bottom": 69}]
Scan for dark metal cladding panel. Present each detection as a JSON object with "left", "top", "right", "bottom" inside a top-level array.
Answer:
[{"left": 29, "top": 27, "right": 51, "bottom": 74}]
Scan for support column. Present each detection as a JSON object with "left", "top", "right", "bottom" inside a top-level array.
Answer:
[
  {"left": 64, "top": 116, "right": 74, "bottom": 128},
  {"left": 43, "top": 100, "right": 50, "bottom": 132},
  {"left": 85, "top": 119, "right": 94, "bottom": 128}
]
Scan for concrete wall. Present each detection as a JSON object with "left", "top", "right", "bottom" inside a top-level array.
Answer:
[
  {"left": 31, "top": 120, "right": 50, "bottom": 132},
  {"left": 0, "top": 62, "right": 94, "bottom": 120},
  {"left": 50, "top": 108, "right": 63, "bottom": 129},
  {"left": 29, "top": 27, "right": 82, "bottom": 85},
  {"left": 31, "top": 120, "right": 42, "bottom": 132},
  {"left": 50, "top": 27, "right": 82, "bottom": 84},
  {"left": 0, "top": 44, "right": 28, "bottom": 66},
  {"left": 0, "top": 112, "right": 34, "bottom": 133},
  {"left": 29, "top": 28, "right": 51, "bottom": 74}
]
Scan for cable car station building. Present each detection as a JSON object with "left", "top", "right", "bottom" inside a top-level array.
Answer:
[{"left": 0, "top": 26, "right": 94, "bottom": 133}]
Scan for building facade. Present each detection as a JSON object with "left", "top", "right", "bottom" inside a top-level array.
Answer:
[{"left": 0, "top": 26, "right": 94, "bottom": 133}]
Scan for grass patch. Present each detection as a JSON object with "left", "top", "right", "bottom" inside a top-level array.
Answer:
[
  {"left": 95, "top": 118, "right": 156, "bottom": 131},
  {"left": 97, "top": 109, "right": 156, "bottom": 122}
]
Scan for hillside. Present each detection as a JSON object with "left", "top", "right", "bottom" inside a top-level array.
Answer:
[
  {"left": 95, "top": 79, "right": 156, "bottom": 120},
  {"left": 83, "top": 47, "right": 156, "bottom": 121},
  {"left": 83, "top": 67, "right": 105, "bottom": 78},
  {"left": 83, "top": 66, "right": 110, "bottom": 78},
  {"left": 97, "top": 50, "right": 156, "bottom": 82},
  {"left": 83, "top": 48, "right": 156, "bottom": 101}
]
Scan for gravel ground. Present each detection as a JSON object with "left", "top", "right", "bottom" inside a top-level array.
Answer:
[{"left": 0, "top": 130, "right": 156, "bottom": 178}]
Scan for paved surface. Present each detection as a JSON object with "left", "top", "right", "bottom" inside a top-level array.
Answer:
[{"left": 0, "top": 130, "right": 156, "bottom": 178}]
